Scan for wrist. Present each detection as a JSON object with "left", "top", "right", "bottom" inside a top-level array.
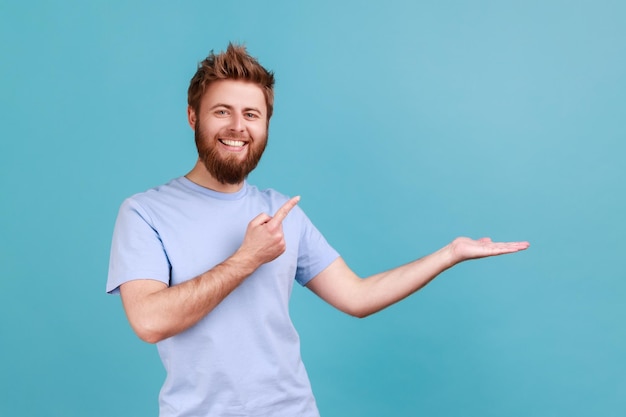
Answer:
[
  {"left": 440, "top": 242, "right": 460, "bottom": 269},
  {"left": 228, "top": 248, "right": 261, "bottom": 276}
]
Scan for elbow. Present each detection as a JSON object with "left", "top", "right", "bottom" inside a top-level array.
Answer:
[
  {"left": 130, "top": 318, "right": 168, "bottom": 344},
  {"left": 352, "top": 310, "right": 375, "bottom": 319},
  {"left": 344, "top": 304, "right": 375, "bottom": 319},
  {"left": 335, "top": 295, "right": 378, "bottom": 319},
  {"left": 136, "top": 331, "right": 163, "bottom": 345},
  {"left": 356, "top": 310, "right": 375, "bottom": 319}
]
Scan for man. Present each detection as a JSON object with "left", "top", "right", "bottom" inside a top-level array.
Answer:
[{"left": 107, "top": 43, "right": 529, "bottom": 417}]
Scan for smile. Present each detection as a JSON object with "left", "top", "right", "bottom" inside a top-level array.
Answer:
[{"left": 219, "top": 139, "right": 247, "bottom": 148}]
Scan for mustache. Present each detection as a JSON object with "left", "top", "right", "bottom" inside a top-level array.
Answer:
[{"left": 219, "top": 131, "right": 250, "bottom": 141}]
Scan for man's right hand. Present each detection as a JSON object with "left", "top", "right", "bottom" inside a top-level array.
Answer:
[{"left": 236, "top": 196, "right": 301, "bottom": 268}]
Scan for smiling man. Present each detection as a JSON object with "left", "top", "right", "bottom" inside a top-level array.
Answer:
[{"left": 107, "top": 43, "right": 529, "bottom": 417}]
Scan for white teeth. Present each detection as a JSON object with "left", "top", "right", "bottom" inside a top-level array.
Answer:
[{"left": 221, "top": 139, "right": 245, "bottom": 147}]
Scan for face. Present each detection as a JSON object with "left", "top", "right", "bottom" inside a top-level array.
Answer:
[{"left": 189, "top": 80, "right": 269, "bottom": 185}]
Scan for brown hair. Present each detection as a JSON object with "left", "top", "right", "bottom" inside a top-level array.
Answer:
[{"left": 188, "top": 43, "right": 275, "bottom": 119}]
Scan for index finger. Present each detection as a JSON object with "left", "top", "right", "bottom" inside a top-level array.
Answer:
[{"left": 270, "top": 196, "right": 300, "bottom": 225}]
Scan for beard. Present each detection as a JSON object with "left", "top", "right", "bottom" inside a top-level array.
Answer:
[{"left": 194, "top": 121, "right": 267, "bottom": 185}]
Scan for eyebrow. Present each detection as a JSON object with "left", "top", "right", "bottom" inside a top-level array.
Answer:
[
  {"left": 209, "top": 103, "right": 233, "bottom": 111},
  {"left": 243, "top": 107, "right": 263, "bottom": 114}
]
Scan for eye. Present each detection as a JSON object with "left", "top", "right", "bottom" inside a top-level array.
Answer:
[
  {"left": 244, "top": 112, "right": 259, "bottom": 119},
  {"left": 214, "top": 109, "right": 229, "bottom": 116}
]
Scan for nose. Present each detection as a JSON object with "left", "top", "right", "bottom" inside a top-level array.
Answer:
[{"left": 229, "top": 113, "right": 245, "bottom": 132}]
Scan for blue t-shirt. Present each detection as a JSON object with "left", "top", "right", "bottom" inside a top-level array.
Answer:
[{"left": 107, "top": 177, "right": 339, "bottom": 417}]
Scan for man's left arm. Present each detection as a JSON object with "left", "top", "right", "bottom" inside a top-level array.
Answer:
[{"left": 305, "top": 237, "right": 529, "bottom": 318}]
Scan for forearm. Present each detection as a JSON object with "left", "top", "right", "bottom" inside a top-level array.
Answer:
[
  {"left": 121, "top": 251, "right": 258, "bottom": 343},
  {"left": 354, "top": 245, "right": 455, "bottom": 317}
]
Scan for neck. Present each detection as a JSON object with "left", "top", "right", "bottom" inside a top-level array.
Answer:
[{"left": 185, "top": 159, "right": 245, "bottom": 193}]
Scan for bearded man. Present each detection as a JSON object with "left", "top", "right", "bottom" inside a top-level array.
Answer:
[{"left": 107, "top": 43, "right": 529, "bottom": 417}]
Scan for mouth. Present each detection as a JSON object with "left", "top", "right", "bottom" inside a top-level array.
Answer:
[{"left": 218, "top": 138, "right": 248, "bottom": 151}]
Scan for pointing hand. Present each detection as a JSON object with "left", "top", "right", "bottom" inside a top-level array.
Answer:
[{"left": 238, "top": 196, "right": 301, "bottom": 267}]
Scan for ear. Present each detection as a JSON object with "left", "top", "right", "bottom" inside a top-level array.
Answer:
[{"left": 187, "top": 106, "right": 197, "bottom": 131}]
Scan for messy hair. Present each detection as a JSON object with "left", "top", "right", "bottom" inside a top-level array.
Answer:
[{"left": 188, "top": 43, "right": 275, "bottom": 119}]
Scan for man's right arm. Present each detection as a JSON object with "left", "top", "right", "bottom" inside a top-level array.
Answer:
[{"left": 119, "top": 196, "right": 300, "bottom": 344}]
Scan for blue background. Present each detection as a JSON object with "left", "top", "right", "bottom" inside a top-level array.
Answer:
[{"left": 1, "top": 1, "right": 624, "bottom": 416}]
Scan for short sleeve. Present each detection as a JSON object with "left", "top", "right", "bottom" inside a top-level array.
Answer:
[
  {"left": 106, "top": 198, "right": 171, "bottom": 294},
  {"left": 294, "top": 208, "right": 339, "bottom": 286}
]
